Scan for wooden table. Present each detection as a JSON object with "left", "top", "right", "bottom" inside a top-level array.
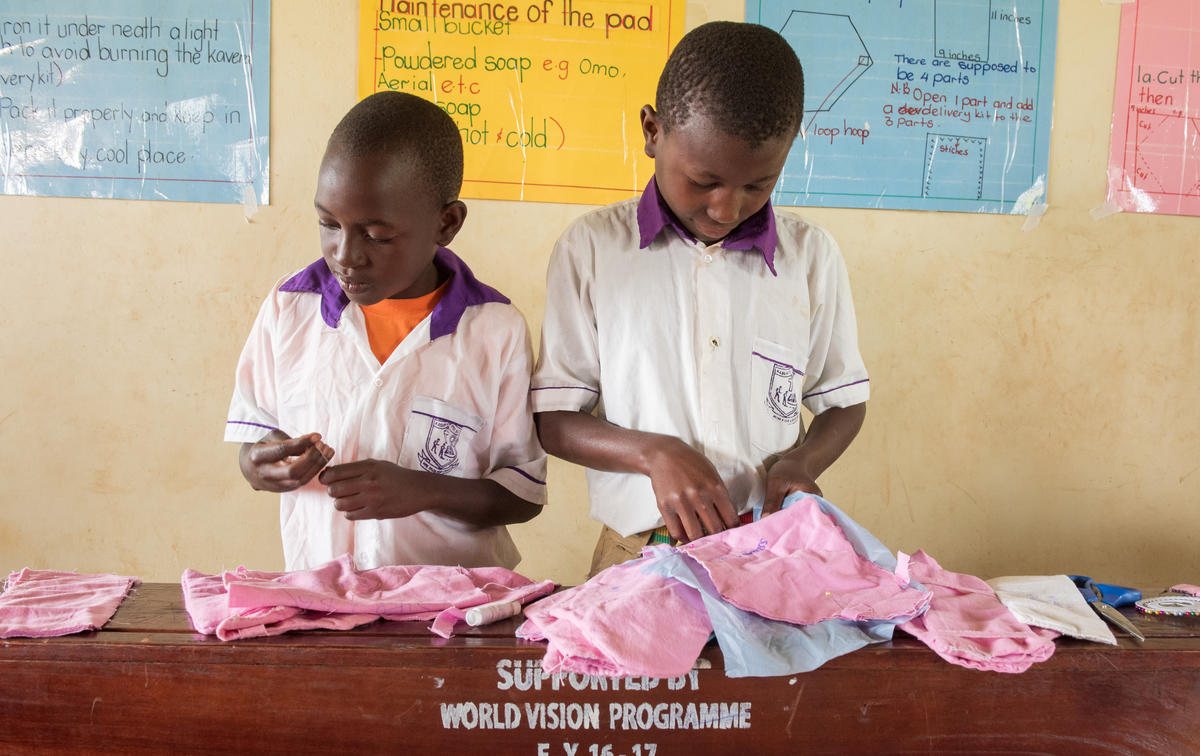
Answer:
[{"left": 1, "top": 583, "right": 1198, "bottom": 755}]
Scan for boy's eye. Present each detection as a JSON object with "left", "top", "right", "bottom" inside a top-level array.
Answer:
[
  {"left": 318, "top": 220, "right": 338, "bottom": 230},
  {"left": 366, "top": 234, "right": 395, "bottom": 244},
  {"left": 688, "top": 178, "right": 717, "bottom": 189}
]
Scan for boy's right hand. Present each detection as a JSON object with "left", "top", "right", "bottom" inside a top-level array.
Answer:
[
  {"left": 239, "top": 432, "right": 334, "bottom": 493},
  {"left": 643, "top": 435, "right": 738, "bottom": 543}
]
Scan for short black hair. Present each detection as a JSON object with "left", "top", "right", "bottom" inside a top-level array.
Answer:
[
  {"left": 326, "top": 91, "right": 463, "bottom": 205},
  {"left": 656, "top": 22, "right": 804, "bottom": 147}
]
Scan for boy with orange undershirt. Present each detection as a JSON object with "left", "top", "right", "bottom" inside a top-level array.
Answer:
[{"left": 226, "top": 92, "right": 546, "bottom": 571}]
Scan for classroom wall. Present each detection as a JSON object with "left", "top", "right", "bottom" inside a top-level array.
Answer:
[{"left": 2, "top": 0, "right": 1196, "bottom": 589}]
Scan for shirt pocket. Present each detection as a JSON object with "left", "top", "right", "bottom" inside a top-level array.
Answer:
[
  {"left": 750, "top": 338, "right": 804, "bottom": 454},
  {"left": 400, "top": 396, "right": 484, "bottom": 478}
]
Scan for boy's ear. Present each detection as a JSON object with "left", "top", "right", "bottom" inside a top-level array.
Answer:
[
  {"left": 435, "top": 200, "right": 468, "bottom": 245},
  {"left": 640, "top": 105, "right": 662, "bottom": 158}
]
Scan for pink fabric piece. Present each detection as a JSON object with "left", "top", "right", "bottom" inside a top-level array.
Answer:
[
  {"left": 182, "top": 554, "right": 554, "bottom": 641},
  {"left": 1171, "top": 584, "right": 1200, "bottom": 598},
  {"left": 516, "top": 558, "right": 712, "bottom": 678},
  {"left": 675, "top": 498, "right": 930, "bottom": 624},
  {"left": 0, "top": 569, "right": 137, "bottom": 639},
  {"left": 897, "top": 551, "right": 1056, "bottom": 673}
]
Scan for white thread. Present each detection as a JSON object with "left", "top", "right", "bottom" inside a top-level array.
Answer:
[{"left": 465, "top": 600, "right": 522, "bottom": 626}]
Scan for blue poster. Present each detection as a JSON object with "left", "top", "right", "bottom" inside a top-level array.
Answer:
[
  {"left": 0, "top": 0, "right": 270, "bottom": 204},
  {"left": 748, "top": 0, "right": 1058, "bottom": 214}
]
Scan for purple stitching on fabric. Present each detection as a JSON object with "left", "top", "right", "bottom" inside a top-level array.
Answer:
[
  {"left": 530, "top": 385, "right": 601, "bottom": 394},
  {"left": 706, "top": 537, "right": 770, "bottom": 562},
  {"left": 802, "top": 378, "right": 870, "bottom": 400},
  {"left": 411, "top": 410, "right": 478, "bottom": 433},
  {"left": 503, "top": 466, "right": 547, "bottom": 486},
  {"left": 226, "top": 420, "right": 279, "bottom": 431},
  {"left": 750, "top": 351, "right": 804, "bottom": 375}
]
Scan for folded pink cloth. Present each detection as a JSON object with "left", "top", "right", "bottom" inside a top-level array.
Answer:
[
  {"left": 676, "top": 499, "right": 931, "bottom": 624},
  {"left": 897, "top": 551, "right": 1056, "bottom": 673},
  {"left": 0, "top": 569, "right": 138, "bottom": 639},
  {"left": 1171, "top": 584, "right": 1200, "bottom": 598},
  {"left": 516, "top": 557, "right": 713, "bottom": 678},
  {"left": 182, "top": 554, "right": 555, "bottom": 641}
]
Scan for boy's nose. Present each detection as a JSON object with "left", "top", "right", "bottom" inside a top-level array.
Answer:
[
  {"left": 706, "top": 188, "right": 742, "bottom": 225},
  {"left": 331, "top": 234, "right": 368, "bottom": 268}
]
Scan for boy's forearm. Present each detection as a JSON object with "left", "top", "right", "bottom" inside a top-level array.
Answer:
[
  {"left": 418, "top": 474, "right": 542, "bottom": 528},
  {"left": 534, "top": 410, "right": 668, "bottom": 476},
  {"left": 775, "top": 402, "right": 866, "bottom": 480}
]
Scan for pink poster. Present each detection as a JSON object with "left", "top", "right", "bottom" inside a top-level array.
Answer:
[{"left": 1107, "top": 0, "right": 1200, "bottom": 216}]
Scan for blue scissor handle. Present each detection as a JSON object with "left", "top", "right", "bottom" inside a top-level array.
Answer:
[{"left": 1068, "top": 575, "right": 1142, "bottom": 606}]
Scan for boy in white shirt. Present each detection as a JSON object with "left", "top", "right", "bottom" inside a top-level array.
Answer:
[
  {"left": 533, "top": 22, "right": 869, "bottom": 574},
  {"left": 226, "top": 92, "right": 546, "bottom": 570}
]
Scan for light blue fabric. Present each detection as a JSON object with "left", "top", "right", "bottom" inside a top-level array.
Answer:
[{"left": 640, "top": 493, "right": 924, "bottom": 678}]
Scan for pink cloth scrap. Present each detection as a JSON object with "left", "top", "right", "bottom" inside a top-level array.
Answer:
[
  {"left": 674, "top": 498, "right": 931, "bottom": 624},
  {"left": 0, "top": 569, "right": 137, "bottom": 639},
  {"left": 1171, "top": 584, "right": 1200, "bottom": 598},
  {"left": 182, "top": 554, "right": 555, "bottom": 641},
  {"left": 516, "top": 558, "right": 713, "bottom": 679},
  {"left": 897, "top": 551, "right": 1056, "bottom": 674}
]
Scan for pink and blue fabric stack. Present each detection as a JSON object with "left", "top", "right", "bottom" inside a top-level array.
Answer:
[{"left": 518, "top": 494, "right": 1058, "bottom": 677}]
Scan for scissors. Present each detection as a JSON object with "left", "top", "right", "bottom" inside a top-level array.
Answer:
[{"left": 1070, "top": 575, "right": 1144, "bottom": 642}]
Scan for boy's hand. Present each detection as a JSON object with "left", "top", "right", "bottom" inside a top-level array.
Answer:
[
  {"left": 319, "top": 460, "right": 423, "bottom": 520},
  {"left": 643, "top": 436, "right": 738, "bottom": 543},
  {"left": 761, "top": 403, "right": 866, "bottom": 516},
  {"left": 763, "top": 456, "right": 822, "bottom": 516},
  {"left": 240, "top": 432, "right": 334, "bottom": 492}
]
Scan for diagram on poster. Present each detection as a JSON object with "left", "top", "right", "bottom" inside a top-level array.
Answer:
[
  {"left": 748, "top": 0, "right": 1058, "bottom": 214},
  {"left": 1107, "top": 1, "right": 1200, "bottom": 216},
  {"left": 359, "top": 0, "right": 683, "bottom": 205},
  {"left": 0, "top": 1, "right": 270, "bottom": 204}
]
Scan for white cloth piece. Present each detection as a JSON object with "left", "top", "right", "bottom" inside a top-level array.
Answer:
[{"left": 986, "top": 574, "right": 1116, "bottom": 645}]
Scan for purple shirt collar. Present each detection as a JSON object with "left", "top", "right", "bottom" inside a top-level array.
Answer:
[
  {"left": 636, "top": 177, "right": 779, "bottom": 276},
  {"left": 279, "top": 247, "right": 510, "bottom": 340}
]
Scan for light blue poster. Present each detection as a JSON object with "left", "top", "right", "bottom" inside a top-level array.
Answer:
[
  {"left": 748, "top": 0, "right": 1058, "bottom": 214},
  {"left": 0, "top": 1, "right": 269, "bottom": 204}
]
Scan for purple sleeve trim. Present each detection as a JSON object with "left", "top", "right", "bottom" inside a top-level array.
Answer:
[
  {"left": 227, "top": 420, "right": 279, "bottom": 432},
  {"left": 412, "top": 410, "right": 478, "bottom": 433},
  {"left": 531, "top": 385, "right": 601, "bottom": 395},
  {"left": 503, "top": 466, "right": 547, "bottom": 486},
  {"left": 751, "top": 351, "right": 805, "bottom": 375},
  {"left": 802, "top": 378, "right": 870, "bottom": 400}
]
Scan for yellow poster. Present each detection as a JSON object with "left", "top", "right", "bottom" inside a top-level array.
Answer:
[{"left": 358, "top": 0, "right": 684, "bottom": 204}]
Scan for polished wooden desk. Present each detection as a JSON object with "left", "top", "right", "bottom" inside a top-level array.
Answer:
[{"left": 1, "top": 583, "right": 1198, "bottom": 755}]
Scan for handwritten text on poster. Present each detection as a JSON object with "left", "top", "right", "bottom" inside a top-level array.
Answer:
[
  {"left": 749, "top": 0, "right": 1058, "bottom": 214},
  {"left": 1107, "top": 0, "right": 1200, "bottom": 216},
  {"left": 0, "top": 1, "right": 270, "bottom": 205},
  {"left": 359, "top": 0, "right": 683, "bottom": 205}
]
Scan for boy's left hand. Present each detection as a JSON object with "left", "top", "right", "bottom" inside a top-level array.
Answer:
[
  {"left": 763, "top": 456, "right": 822, "bottom": 516},
  {"left": 318, "top": 460, "right": 423, "bottom": 520}
]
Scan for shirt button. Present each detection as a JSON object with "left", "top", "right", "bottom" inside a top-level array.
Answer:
[
  {"left": 703, "top": 254, "right": 713, "bottom": 264},
  {"left": 710, "top": 337, "right": 720, "bottom": 348},
  {"left": 374, "top": 378, "right": 383, "bottom": 387}
]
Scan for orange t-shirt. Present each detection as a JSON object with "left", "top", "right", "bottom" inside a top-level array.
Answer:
[{"left": 360, "top": 280, "right": 448, "bottom": 363}]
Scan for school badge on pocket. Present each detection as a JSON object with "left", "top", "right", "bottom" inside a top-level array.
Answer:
[
  {"left": 404, "top": 396, "right": 483, "bottom": 477},
  {"left": 417, "top": 418, "right": 465, "bottom": 474},
  {"left": 766, "top": 362, "right": 799, "bottom": 423}
]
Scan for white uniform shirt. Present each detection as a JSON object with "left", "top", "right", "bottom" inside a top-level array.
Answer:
[
  {"left": 226, "top": 248, "right": 547, "bottom": 570},
  {"left": 532, "top": 180, "right": 869, "bottom": 536}
]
